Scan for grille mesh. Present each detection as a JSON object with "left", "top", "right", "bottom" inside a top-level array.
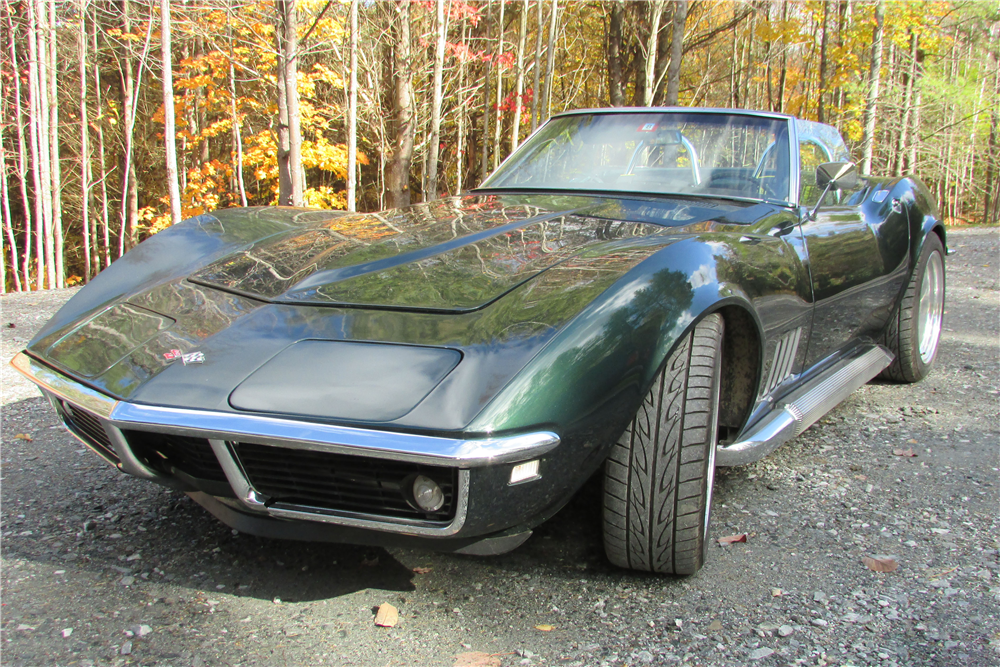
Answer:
[
  {"left": 60, "top": 401, "right": 119, "bottom": 464},
  {"left": 124, "top": 431, "right": 228, "bottom": 482},
  {"left": 234, "top": 443, "right": 457, "bottom": 522}
]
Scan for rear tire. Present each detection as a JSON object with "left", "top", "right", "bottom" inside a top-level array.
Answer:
[
  {"left": 880, "top": 234, "right": 945, "bottom": 383},
  {"left": 602, "top": 314, "right": 724, "bottom": 575}
]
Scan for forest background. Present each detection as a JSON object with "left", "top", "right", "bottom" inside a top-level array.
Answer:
[{"left": 2, "top": 0, "right": 998, "bottom": 292}]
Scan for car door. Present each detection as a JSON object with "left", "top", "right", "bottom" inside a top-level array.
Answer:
[{"left": 797, "top": 139, "right": 910, "bottom": 367}]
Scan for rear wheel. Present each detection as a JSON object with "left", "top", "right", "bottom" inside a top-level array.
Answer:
[
  {"left": 880, "top": 234, "right": 945, "bottom": 383},
  {"left": 602, "top": 314, "right": 724, "bottom": 575}
]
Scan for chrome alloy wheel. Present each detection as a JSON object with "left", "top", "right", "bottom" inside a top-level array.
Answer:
[{"left": 917, "top": 250, "right": 945, "bottom": 364}]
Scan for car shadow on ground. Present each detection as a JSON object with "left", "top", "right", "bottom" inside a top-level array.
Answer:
[{"left": 2, "top": 394, "right": 748, "bottom": 608}]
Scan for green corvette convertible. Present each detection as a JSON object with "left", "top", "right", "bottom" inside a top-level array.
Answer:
[{"left": 12, "top": 108, "right": 946, "bottom": 574}]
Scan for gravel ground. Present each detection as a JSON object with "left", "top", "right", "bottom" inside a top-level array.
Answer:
[{"left": 1, "top": 227, "right": 997, "bottom": 667}]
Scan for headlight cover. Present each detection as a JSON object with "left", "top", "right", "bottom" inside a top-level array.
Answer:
[{"left": 229, "top": 340, "right": 461, "bottom": 422}]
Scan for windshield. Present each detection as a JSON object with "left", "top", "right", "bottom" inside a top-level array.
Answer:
[{"left": 481, "top": 112, "right": 792, "bottom": 204}]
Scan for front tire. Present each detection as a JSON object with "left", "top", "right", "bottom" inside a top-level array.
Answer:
[
  {"left": 880, "top": 234, "right": 945, "bottom": 383},
  {"left": 602, "top": 314, "right": 724, "bottom": 575}
]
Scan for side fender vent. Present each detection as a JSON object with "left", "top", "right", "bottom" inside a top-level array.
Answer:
[{"left": 765, "top": 327, "right": 802, "bottom": 393}]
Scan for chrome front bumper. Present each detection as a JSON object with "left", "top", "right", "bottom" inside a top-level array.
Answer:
[{"left": 10, "top": 351, "right": 560, "bottom": 538}]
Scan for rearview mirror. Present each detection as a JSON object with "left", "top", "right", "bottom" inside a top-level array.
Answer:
[
  {"left": 815, "top": 162, "right": 858, "bottom": 191},
  {"left": 809, "top": 162, "right": 859, "bottom": 220}
]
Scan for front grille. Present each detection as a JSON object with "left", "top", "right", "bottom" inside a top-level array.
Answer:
[
  {"left": 234, "top": 443, "right": 458, "bottom": 522},
  {"left": 124, "top": 431, "right": 228, "bottom": 482},
  {"left": 60, "top": 401, "right": 119, "bottom": 464}
]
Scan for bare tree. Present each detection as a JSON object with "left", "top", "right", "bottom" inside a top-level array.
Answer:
[
  {"left": 387, "top": 0, "right": 414, "bottom": 208},
  {"left": 531, "top": 0, "right": 543, "bottom": 128},
  {"left": 48, "top": 0, "right": 63, "bottom": 286},
  {"left": 0, "top": 23, "right": 19, "bottom": 292},
  {"left": 664, "top": 0, "right": 688, "bottom": 106},
  {"left": 27, "top": 0, "right": 51, "bottom": 288},
  {"left": 643, "top": 1, "right": 665, "bottom": 107},
  {"left": 347, "top": 0, "right": 359, "bottom": 209},
  {"left": 6, "top": 2, "right": 32, "bottom": 289},
  {"left": 861, "top": 0, "right": 885, "bottom": 175},
  {"left": 492, "top": 0, "right": 506, "bottom": 170},
  {"left": 542, "top": 0, "right": 558, "bottom": 120},
  {"left": 607, "top": 1, "right": 624, "bottom": 107},
  {"left": 79, "top": 0, "right": 92, "bottom": 280},
  {"left": 511, "top": 0, "right": 528, "bottom": 150},
  {"left": 427, "top": 0, "right": 446, "bottom": 199},
  {"left": 275, "top": 0, "right": 304, "bottom": 206},
  {"left": 161, "top": 0, "right": 181, "bottom": 224}
]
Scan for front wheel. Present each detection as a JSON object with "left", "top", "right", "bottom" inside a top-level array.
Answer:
[
  {"left": 602, "top": 314, "right": 724, "bottom": 575},
  {"left": 880, "top": 234, "right": 946, "bottom": 383}
]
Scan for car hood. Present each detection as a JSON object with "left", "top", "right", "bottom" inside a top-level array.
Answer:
[
  {"left": 188, "top": 194, "right": 757, "bottom": 312},
  {"left": 25, "top": 193, "right": 779, "bottom": 427}
]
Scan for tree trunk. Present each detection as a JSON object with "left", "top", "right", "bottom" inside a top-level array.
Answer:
[
  {"left": 79, "top": 0, "right": 91, "bottom": 280},
  {"left": 92, "top": 14, "right": 110, "bottom": 269},
  {"left": 607, "top": 0, "right": 624, "bottom": 106},
  {"left": 119, "top": 0, "right": 135, "bottom": 258},
  {"left": 895, "top": 31, "right": 917, "bottom": 177},
  {"left": 228, "top": 17, "right": 247, "bottom": 207},
  {"left": 531, "top": 0, "right": 543, "bottom": 128},
  {"left": 664, "top": 0, "right": 688, "bottom": 106},
  {"left": 456, "top": 20, "right": 467, "bottom": 194},
  {"left": 48, "top": 0, "right": 63, "bottom": 287},
  {"left": 860, "top": 0, "right": 884, "bottom": 175},
  {"left": 643, "top": 1, "right": 664, "bottom": 107},
  {"left": 480, "top": 1, "right": 493, "bottom": 182},
  {"left": 512, "top": 0, "right": 528, "bottom": 151},
  {"left": 492, "top": 0, "right": 506, "bottom": 170},
  {"left": 817, "top": 0, "right": 829, "bottom": 122},
  {"left": 541, "top": 0, "right": 558, "bottom": 120},
  {"left": 8, "top": 4, "right": 33, "bottom": 289},
  {"left": 347, "top": 0, "right": 359, "bottom": 208},
  {"left": 427, "top": 0, "right": 446, "bottom": 199},
  {"left": 160, "top": 0, "right": 181, "bottom": 224},
  {"left": 279, "top": 0, "right": 303, "bottom": 205},
  {"left": 28, "top": 0, "right": 50, "bottom": 288},
  {"left": 0, "top": 31, "right": 18, "bottom": 292},
  {"left": 387, "top": 0, "right": 414, "bottom": 208}
]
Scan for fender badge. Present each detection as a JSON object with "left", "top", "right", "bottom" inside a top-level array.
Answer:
[{"left": 164, "top": 349, "right": 205, "bottom": 365}]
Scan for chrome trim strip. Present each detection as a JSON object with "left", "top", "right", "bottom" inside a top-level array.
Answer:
[
  {"left": 211, "top": 436, "right": 470, "bottom": 535},
  {"left": 717, "top": 345, "right": 893, "bottom": 466},
  {"left": 110, "top": 403, "right": 560, "bottom": 468},
  {"left": 11, "top": 352, "right": 118, "bottom": 419},
  {"left": 12, "top": 350, "right": 560, "bottom": 468},
  {"left": 104, "top": 422, "right": 168, "bottom": 481}
]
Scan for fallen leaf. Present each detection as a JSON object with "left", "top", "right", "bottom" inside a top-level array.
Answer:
[
  {"left": 14, "top": 434, "right": 32, "bottom": 441},
  {"left": 718, "top": 533, "right": 748, "bottom": 545},
  {"left": 862, "top": 556, "right": 899, "bottom": 573},
  {"left": 453, "top": 652, "right": 502, "bottom": 667},
  {"left": 892, "top": 448, "right": 917, "bottom": 457},
  {"left": 534, "top": 624, "right": 556, "bottom": 632},
  {"left": 412, "top": 566, "right": 433, "bottom": 574},
  {"left": 374, "top": 603, "right": 398, "bottom": 627},
  {"left": 908, "top": 438, "right": 918, "bottom": 444},
  {"left": 707, "top": 619, "right": 723, "bottom": 632}
]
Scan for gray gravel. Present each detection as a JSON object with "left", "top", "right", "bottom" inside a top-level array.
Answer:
[{"left": 2, "top": 227, "right": 998, "bottom": 667}]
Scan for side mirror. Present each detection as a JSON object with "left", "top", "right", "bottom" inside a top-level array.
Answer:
[
  {"left": 815, "top": 162, "right": 858, "bottom": 190},
  {"left": 809, "top": 162, "right": 858, "bottom": 219}
]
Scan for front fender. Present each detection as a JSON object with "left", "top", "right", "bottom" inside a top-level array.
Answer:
[{"left": 468, "top": 237, "right": 760, "bottom": 441}]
